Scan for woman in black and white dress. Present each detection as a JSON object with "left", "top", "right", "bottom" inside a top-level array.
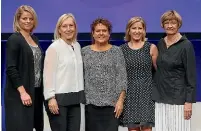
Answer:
[{"left": 120, "top": 17, "right": 158, "bottom": 131}]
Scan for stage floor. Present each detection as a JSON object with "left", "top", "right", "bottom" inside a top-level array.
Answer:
[{"left": 42, "top": 102, "right": 201, "bottom": 131}]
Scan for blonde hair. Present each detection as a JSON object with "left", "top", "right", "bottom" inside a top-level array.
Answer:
[
  {"left": 54, "top": 13, "right": 77, "bottom": 42},
  {"left": 161, "top": 10, "right": 182, "bottom": 28},
  {"left": 13, "top": 5, "right": 38, "bottom": 32},
  {"left": 125, "top": 17, "right": 146, "bottom": 42}
]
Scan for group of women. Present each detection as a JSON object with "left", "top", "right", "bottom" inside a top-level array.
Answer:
[{"left": 4, "top": 5, "right": 196, "bottom": 131}]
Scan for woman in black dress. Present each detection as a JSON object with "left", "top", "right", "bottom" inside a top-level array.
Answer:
[{"left": 120, "top": 17, "right": 158, "bottom": 131}]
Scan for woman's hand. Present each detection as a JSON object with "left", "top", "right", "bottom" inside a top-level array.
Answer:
[
  {"left": 18, "top": 86, "right": 32, "bottom": 106},
  {"left": 184, "top": 102, "right": 192, "bottom": 120},
  {"left": 114, "top": 99, "right": 124, "bottom": 118},
  {"left": 20, "top": 92, "right": 32, "bottom": 106},
  {"left": 48, "top": 97, "right": 59, "bottom": 115}
]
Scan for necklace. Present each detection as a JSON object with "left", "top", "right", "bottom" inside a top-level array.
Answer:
[{"left": 165, "top": 34, "right": 181, "bottom": 47}]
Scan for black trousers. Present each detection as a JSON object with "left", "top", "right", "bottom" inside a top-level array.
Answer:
[
  {"left": 34, "top": 88, "right": 44, "bottom": 131},
  {"left": 46, "top": 104, "right": 81, "bottom": 131},
  {"left": 85, "top": 104, "right": 119, "bottom": 131}
]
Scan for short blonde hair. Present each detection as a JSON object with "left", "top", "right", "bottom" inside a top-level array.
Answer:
[
  {"left": 125, "top": 17, "right": 146, "bottom": 42},
  {"left": 13, "top": 5, "right": 38, "bottom": 32},
  {"left": 161, "top": 10, "right": 182, "bottom": 28},
  {"left": 54, "top": 13, "right": 77, "bottom": 42}
]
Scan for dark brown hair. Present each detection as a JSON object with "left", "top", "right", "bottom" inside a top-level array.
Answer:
[
  {"left": 90, "top": 18, "right": 112, "bottom": 43},
  {"left": 91, "top": 18, "right": 112, "bottom": 34}
]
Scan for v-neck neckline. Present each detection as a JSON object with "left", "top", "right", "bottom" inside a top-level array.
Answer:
[{"left": 19, "top": 32, "right": 43, "bottom": 55}]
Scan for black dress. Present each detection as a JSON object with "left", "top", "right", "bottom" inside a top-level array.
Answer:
[
  {"left": 120, "top": 42, "right": 155, "bottom": 128},
  {"left": 4, "top": 32, "right": 44, "bottom": 131}
]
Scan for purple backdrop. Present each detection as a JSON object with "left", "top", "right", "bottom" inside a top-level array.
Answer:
[{"left": 2, "top": 0, "right": 201, "bottom": 33}]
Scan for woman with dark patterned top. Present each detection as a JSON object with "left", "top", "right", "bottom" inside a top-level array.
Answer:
[
  {"left": 119, "top": 17, "right": 158, "bottom": 131},
  {"left": 82, "top": 18, "right": 127, "bottom": 131}
]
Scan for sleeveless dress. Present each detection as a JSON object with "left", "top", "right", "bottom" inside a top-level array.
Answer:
[{"left": 120, "top": 42, "right": 155, "bottom": 128}]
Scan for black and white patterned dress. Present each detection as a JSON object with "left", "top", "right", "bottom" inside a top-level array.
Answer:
[{"left": 120, "top": 42, "right": 155, "bottom": 128}]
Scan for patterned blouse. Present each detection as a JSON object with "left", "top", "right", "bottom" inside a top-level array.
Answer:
[
  {"left": 29, "top": 45, "right": 42, "bottom": 87},
  {"left": 82, "top": 45, "right": 127, "bottom": 106}
]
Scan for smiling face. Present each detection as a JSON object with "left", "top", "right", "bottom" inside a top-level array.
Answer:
[
  {"left": 125, "top": 17, "right": 146, "bottom": 42},
  {"left": 129, "top": 21, "right": 145, "bottom": 42},
  {"left": 18, "top": 11, "right": 34, "bottom": 33},
  {"left": 161, "top": 10, "right": 182, "bottom": 35},
  {"left": 92, "top": 23, "right": 110, "bottom": 44},
  {"left": 163, "top": 19, "right": 179, "bottom": 35},
  {"left": 59, "top": 17, "right": 76, "bottom": 43}
]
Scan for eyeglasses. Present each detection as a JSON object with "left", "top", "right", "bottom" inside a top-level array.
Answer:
[{"left": 163, "top": 20, "right": 178, "bottom": 26}]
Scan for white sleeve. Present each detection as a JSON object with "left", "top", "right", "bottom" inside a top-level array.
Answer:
[{"left": 43, "top": 46, "right": 58, "bottom": 100}]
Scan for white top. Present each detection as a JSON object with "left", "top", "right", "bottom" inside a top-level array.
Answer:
[{"left": 43, "top": 38, "right": 84, "bottom": 100}]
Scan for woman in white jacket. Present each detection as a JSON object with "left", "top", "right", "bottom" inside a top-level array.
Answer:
[{"left": 43, "top": 13, "right": 85, "bottom": 131}]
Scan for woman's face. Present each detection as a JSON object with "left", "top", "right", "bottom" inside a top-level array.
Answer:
[
  {"left": 92, "top": 23, "right": 110, "bottom": 44},
  {"left": 59, "top": 17, "right": 76, "bottom": 42},
  {"left": 19, "top": 11, "right": 34, "bottom": 32},
  {"left": 163, "top": 19, "right": 179, "bottom": 35},
  {"left": 129, "top": 22, "right": 145, "bottom": 41}
]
